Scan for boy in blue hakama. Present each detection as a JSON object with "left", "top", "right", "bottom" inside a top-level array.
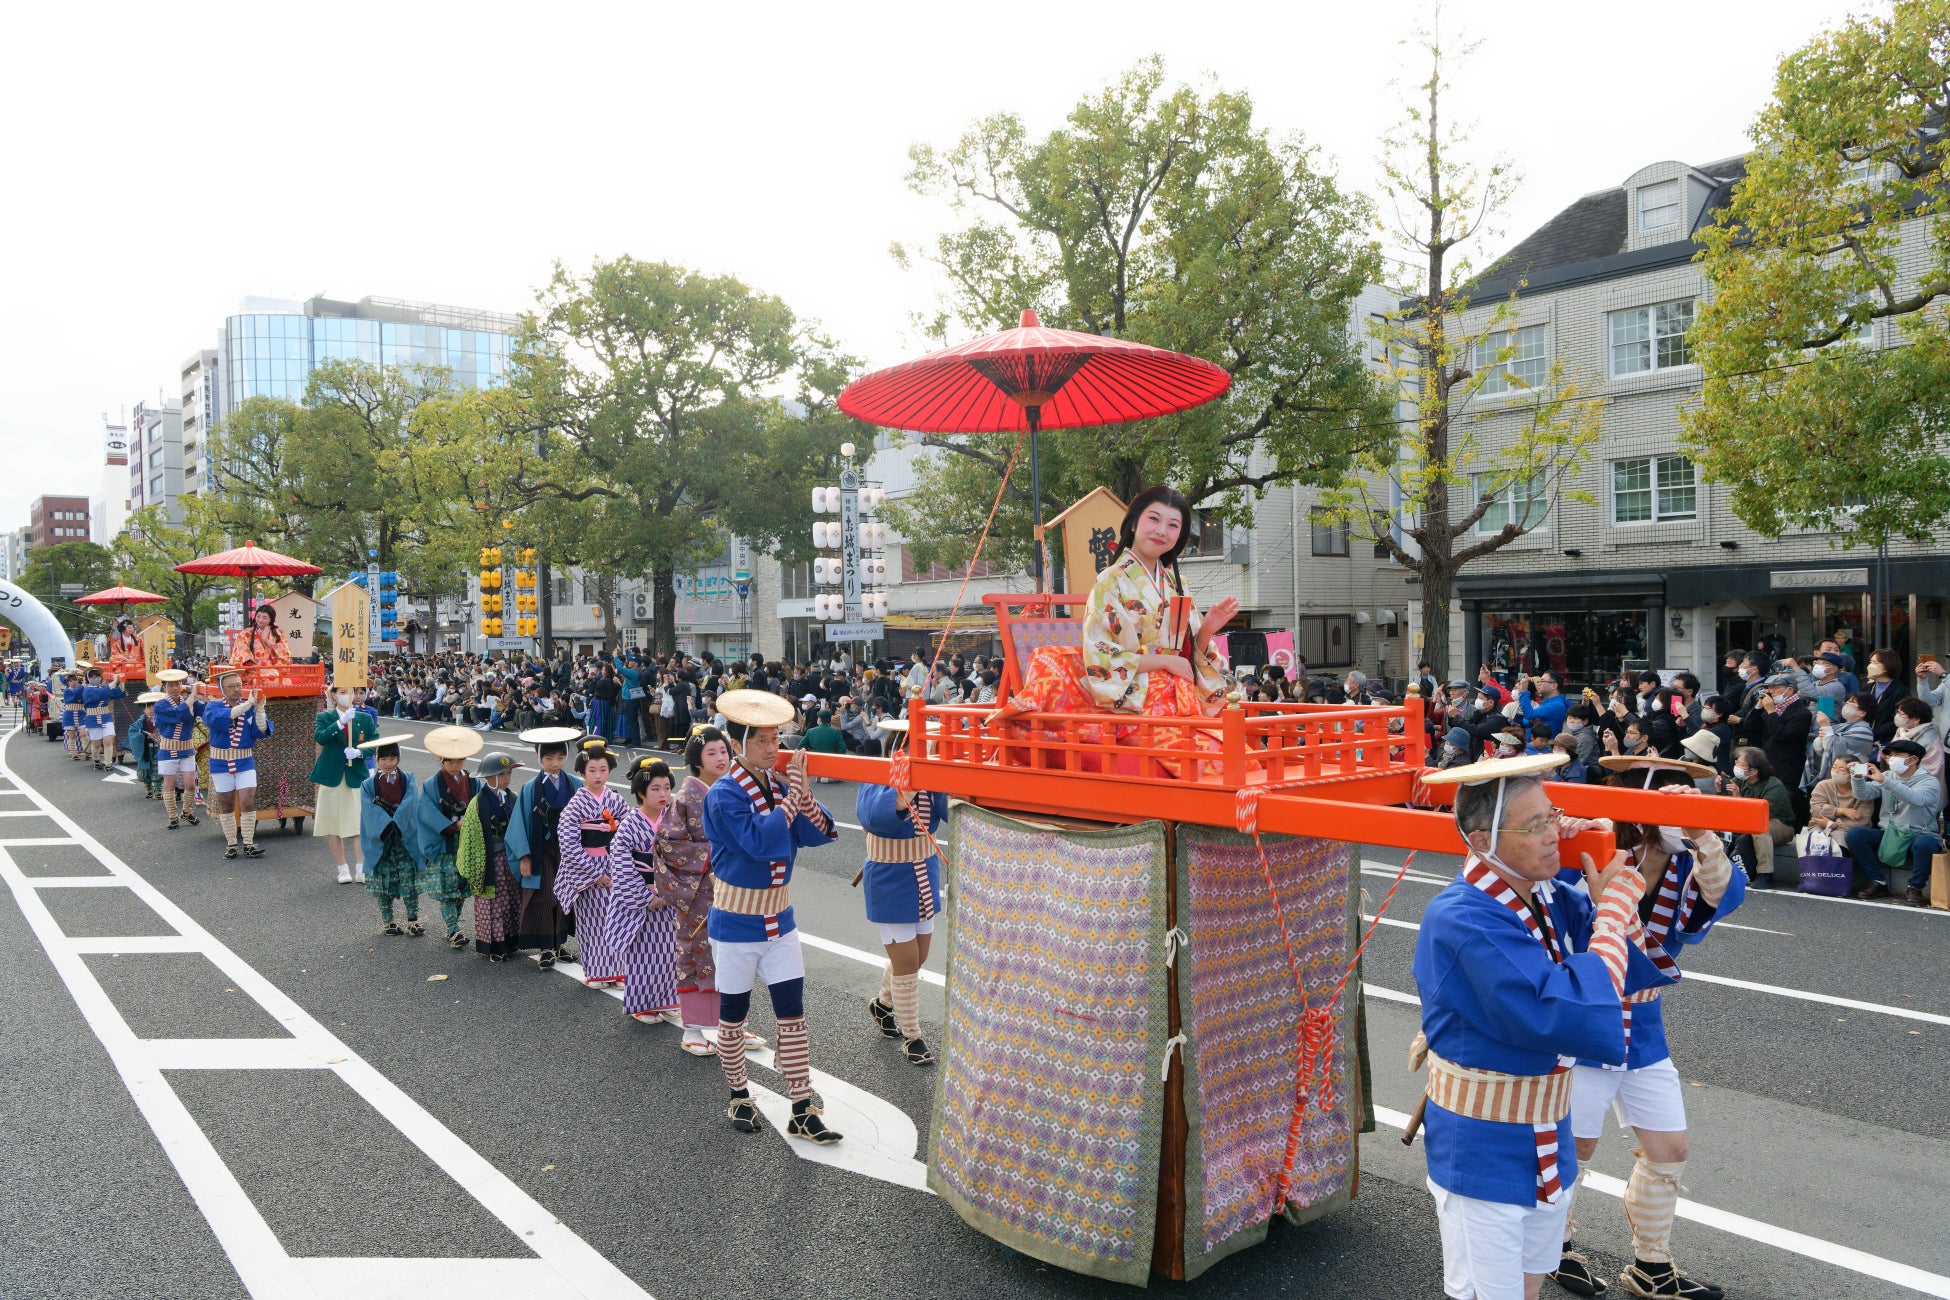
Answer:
[
  {"left": 153, "top": 669, "right": 202, "bottom": 829},
  {"left": 505, "top": 727, "right": 583, "bottom": 969},
  {"left": 358, "top": 736, "right": 426, "bottom": 936}
]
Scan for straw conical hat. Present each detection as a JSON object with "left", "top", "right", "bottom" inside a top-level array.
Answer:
[
  {"left": 425, "top": 725, "right": 484, "bottom": 760},
  {"left": 1418, "top": 751, "right": 1569, "bottom": 786},
  {"left": 719, "top": 689, "right": 794, "bottom": 728}
]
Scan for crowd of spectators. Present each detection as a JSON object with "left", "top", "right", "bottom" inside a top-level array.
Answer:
[{"left": 1409, "top": 641, "right": 1946, "bottom": 905}]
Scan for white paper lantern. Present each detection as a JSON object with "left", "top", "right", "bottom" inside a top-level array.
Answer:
[{"left": 810, "top": 487, "right": 826, "bottom": 514}]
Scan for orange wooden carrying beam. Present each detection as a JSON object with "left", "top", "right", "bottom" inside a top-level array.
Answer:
[{"left": 785, "top": 750, "right": 1770, "bottom": 847}]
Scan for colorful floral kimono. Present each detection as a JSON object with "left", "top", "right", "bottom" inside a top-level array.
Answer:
[
  {"left": 654, "top": 774, "right": 718, "bottom": 1029},
  {"left": 555, "top": 785, "right": 631, "bottom": 983},
  {"left": 995, "top": 549, "right": 1229, "bottom": 775},
  {"left": 602, "top": 808, "right": 679, "bottom": 1018}
]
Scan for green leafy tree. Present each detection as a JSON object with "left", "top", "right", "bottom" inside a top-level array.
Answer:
[
  {"left": 1318, "top": 21, "right": 1600, "bottom": 677},
  {"left": 1685, "top": 0, "right": 1950, "bottom": 543},
  {"left": 109, "top": 500, "right": 232, "bottom": 637},
  {"left": 889, "top": 57, "right": 1389, "bottom": 574},
  {"left": 532, "top": 256, "right": 861, "bottom": 654},
  {"left": 206, "top": 396, "right": 306, "bottom": 548},
  {"left": 22, "top": 541, "right": 116, "bottom": 637}
]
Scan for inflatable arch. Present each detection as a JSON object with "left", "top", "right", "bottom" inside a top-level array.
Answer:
[{"left": 0, "top": 579, "right": 81, "bottom": 677}]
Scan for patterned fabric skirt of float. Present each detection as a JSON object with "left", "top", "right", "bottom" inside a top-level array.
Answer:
[
  {"left": 251, "top": 698, "right": 320, "bottom": 816},
  {"left": 925, "top": 804, "right": 1169, "bottom": 1287},
  {"left": 1175, "top": 827, "right": 1366, "bottom": 1278}
]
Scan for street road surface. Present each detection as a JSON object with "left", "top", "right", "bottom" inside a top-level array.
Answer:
[{"left": 2, "top": 713, "right": 1945, "bottom": 1299}]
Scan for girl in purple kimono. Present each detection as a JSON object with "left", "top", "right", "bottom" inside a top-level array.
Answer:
[
  {"left": 556, "top": 741, "right": 631, "bottom": 986},
  {"left": 604, "top": 757, "right": 679, "bottom": 1023},
  {"left": 657, "top": 727, "right": 732, "bottom": 1055}
]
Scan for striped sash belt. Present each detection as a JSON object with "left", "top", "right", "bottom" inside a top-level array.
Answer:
[
  {"left": 864, "top": 833, "right": 933, "bottom": 864},
  {"left": 159, "top": 739, "right": 195, "bottom": 754},
  {"left": 712, "top": 880, "right": 790, "bottom": 916},
  {"left": 1409, "top": 1034, "right": 1573, "bottom": 1126},
  {"left": 208, "top": 747, "right": 252, "bottom": 761}
]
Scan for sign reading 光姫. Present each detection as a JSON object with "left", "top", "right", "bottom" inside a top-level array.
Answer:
[
  {"left": 1769, "top": 568, "right": 1868, "bottom": 590},
  {"left": 1048, "top": 486, "right": 1129, "bottom": 594},
  {"left": 325, "top": 581, "right": 369, "bottom": 689}
]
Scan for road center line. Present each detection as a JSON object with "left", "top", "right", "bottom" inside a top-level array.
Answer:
[{"left": 1359, "top": 909, "right": 1949, "bottom": 1026}]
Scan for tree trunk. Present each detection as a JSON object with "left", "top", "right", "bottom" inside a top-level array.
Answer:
[
  {"left": 600, "top": 575, "right": 619, "bottom": 653},
  {"left": 1420, "top": 560, "right": 1455, "bottom": 683},
  {"left": 652, "top": 565, "right": 678, "bottom": 657}
]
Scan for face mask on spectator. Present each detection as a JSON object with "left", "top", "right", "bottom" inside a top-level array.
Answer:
[
  {"left": 1566, "top": 718, "right": 1584, "bottom": 731},
  {"left": 1812, "top": 663, "right": 1831, "bottom": 678},
  {"left": 1886, "top": 755, "right": 1913, "bottom": 776},
  {"left": 1739, "top": 667, "right": 1756, "bottom": 681},
  {"left": 1733, "top": 763, "right": 1751, "bottom": 782},
  {"left": 1656, "top": 825, "right": 1687, "bottom": 853},
  {"left": 1701, "top": 707, "right": 1719, "bottom": 723},
  {"left": 1867, "top": 662, "right": 1888, "bottom": 681},
  {"left": 1475, "top": 695, "right": 1494, "bottom": 711},
  {"left": 1841, "top": 703, "right": 1863, "bottom": 721}
]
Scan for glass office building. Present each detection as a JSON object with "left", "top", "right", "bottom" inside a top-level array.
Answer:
[{"left": 219, "top": 295, "right": 517, "bottom": 413}]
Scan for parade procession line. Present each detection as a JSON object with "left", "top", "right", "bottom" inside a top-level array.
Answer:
[{"left": 0, "top": 724, "right": 656, "bottom": 1300}]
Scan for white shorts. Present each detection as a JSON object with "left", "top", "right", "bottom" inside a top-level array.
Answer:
[
  {"left": 211, "top": 769, "right": 258, "bottom": 793},
  {"left": 1570, "top": 1057, "right": 1687, "bottom": 1140},
  {"left": 710, "top": 930, "right": 805, "bottom": 995},
  {"left": 88, "top": 724, "right": 115, "bottom": 740},
  {"left": 158, "top": 756, "right": 196, "bottom": 776},
  {"left": 1429, "top": 1177, "right": 1570, "bottom": 1300},
  {"left": 875, "top": 917, "right": 936, "bottom": 946}
]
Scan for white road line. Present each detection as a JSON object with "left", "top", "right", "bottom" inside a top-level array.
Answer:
[
  {"left": 798, "top": 929, "right": 946, "bottom": 987},
  {"left": 1364, "top": 985, "right": 1422, "bottom": 1007},
  {"left": 1360, "top": 910, "right": 1949, "bottom": 1027},
  {"left": 0, "top": 807, "right": 56, "bottom": 816},
  {"left": 1368, "top": 1105, "right": 1950, "bottom": 1298},
  {"left": 0, "top": 727, "right": 655, "bottom": 1300},
  {"left": 68, "top": 935, "right": 203, "bottom": 953},
  {"left": 25, "top": 875, "right": 132, "bottom": 888},
  {"left": 0, "top": 836, "right": 78, "bottom": 846}
]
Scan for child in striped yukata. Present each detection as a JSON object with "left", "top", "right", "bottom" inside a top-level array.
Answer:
[
  {"left": 855, "top": 718, "right": 946, "bottom": 1066},
  {"left": 604, "top": 757, "right": 679, "bottom": 1023}
]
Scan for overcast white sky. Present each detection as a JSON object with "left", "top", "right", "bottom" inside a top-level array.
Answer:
[{"left": 0, "top": 0, "right": 1856, "bottom": 531}]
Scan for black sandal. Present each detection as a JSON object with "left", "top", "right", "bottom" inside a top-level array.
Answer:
[
  {"left": 537, "top": 949, "right": 556, "bottom": 970},
  {"left": 727, "top": 1096, "right": 762, "bottom": 1133},
  {"left": 786, "top": 1099, "right": 842, "bottom": 1145},
  {"left": 382, "top": 922, "right": 404, "bottom": 936},
  {"left": 901, "top": 1037, "right": 936, "bottom": 1066},
  {"left": 223, "top": 846, "right": 239, "bottom": 860},
  {"left": 1552, "top": 1249, "right": 1608, "bottom": 1297},
  {"left": 868, "top": 998, "right": 901, "bottom": 1039},
  {"left": 404, "top": 920, "right": 426, "bottom": 937},
  {"left": 447, "top": 931, "right": 466, "bottom": 949},
  {"left": 241, "top": 844, "right": 265, "bottom": 858},
  {"left": 166, "top": 819, "right": 179, "bottom": 830},
  {"left": 1619, "top": 1262, "right": 1720, "bottom": 1300}
]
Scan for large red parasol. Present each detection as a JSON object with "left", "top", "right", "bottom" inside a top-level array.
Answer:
[
  {"left": 175, "top": 541, "right": 322, "bottom": 621},
  {"left": 838, "top": 310, "right": 1230, "bottom": 587},
  {"left": 74, "top": 584, "right": 168, "bottom": 606}
]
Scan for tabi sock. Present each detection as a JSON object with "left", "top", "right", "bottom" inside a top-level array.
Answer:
[
  {"left": 1621, "top": 1148, "right": 1686, "bottom": 1264},
  {"left": 774, "top": 1015, "right": 812, "bottom": 1100},
  {"left": 891, "top": 970, "right": 922, "bottom": 1041},
  {"left": 217, "top": 812, "right": 238, "bottom": 846},
  {"left": 717, "top": 1021, "right": 750, "bottom": 1091}
]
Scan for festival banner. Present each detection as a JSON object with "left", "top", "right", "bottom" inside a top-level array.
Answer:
[{"left": 324, "top": 582, "right": 369, "bottom": 688}]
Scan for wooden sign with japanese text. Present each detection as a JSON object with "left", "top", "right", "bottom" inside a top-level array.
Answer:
[
  {"left": 140, "top": 619, "right": 174, "bottom": 686},
  {"left": 325, "top": 582, "right": 369, "bottom": 688},
  {"left": 1048, "top": 486, "right": 1128, "bottom": 595},
  {"left": 269, "top": 588, "right": 319, "bottom": 661}
]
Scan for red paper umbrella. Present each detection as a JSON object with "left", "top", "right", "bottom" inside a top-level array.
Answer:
[
  {"left": 173, "top": 542, "right": 322, "bottom": 580},
  {"left": 838, "top": 310, "right": 1230, "bottom": 586},
  {"left": 74, "top": 584, "right": 168, "bottom": 606}
]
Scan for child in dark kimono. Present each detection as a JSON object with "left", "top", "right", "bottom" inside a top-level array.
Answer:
[{"left": 358, "top": 739, "right": 425, "bottom": 936}]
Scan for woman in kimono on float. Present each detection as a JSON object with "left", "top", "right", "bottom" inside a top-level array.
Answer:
[
  {"left": 555, "top": 740, "right": 632, "bottom": 986},
  {"left": 991, "top": 485, "right": 1236, "bottom": 773}
]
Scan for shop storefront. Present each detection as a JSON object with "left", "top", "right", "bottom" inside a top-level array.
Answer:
[
  {"left": 1666, "top": 556, "right": 1950, "bottom": 677},
  {"left": 1458, "top": 571, "right": 1667, "bottom": 689}
]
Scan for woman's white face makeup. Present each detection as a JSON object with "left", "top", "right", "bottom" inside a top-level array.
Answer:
[{"left": 1132, "top": 503, "right": 1184, "bottom": 562}]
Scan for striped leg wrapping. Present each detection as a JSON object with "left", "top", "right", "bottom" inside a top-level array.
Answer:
[
  {"left": 1621, "top": 1149, "right": 1685, "bottom": 1263},
  {"left": 774, "top": 1015, "right": 812, "bottom": 1100},
  {"left": 238, "top": 810, "right": 257, "bottom": 845},
  {"left": 217, "top": 812, "right": 238, "bottom": 846},
  {"left": 716, "top": 1021, "right": 749, "bottom": 1091},
  {"left": 890, "top": 971, "right": 921, "bottom": 1041},
  {"left": 876, "top": 962, "right": 894, "bottom": 1006},
  {"left": 160, "top": 785, "right": 176, "bottom": 820}
]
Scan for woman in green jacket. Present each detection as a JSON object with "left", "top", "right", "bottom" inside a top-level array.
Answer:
[
  {"left": 312, "top": 685, "right": 379, "bottom": 884},
  {"left": 1719, "top": 745, "right": 1795, "bottom": 888}
]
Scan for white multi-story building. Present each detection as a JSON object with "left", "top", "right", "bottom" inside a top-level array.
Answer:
[
  {"left": 128, "top": 401, "right": 186, "bottom": 523},
  {"left": 179, "top": 348, "right": 221, "bottom": 497},
  {"left": 91, "top": 421, "right": 130, "bottom": 544},
  {"left": 1441, "top": 154, "right": 1948, "bottom": 685}
]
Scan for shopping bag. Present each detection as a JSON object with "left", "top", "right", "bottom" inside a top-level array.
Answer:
[
  {"left": 1796, "top": 838, "right": 1853, "bottom": 897},
  {"left": 1794, "top": 826, "right": 1836, "bottom": 858},
  {"left": 1932, "top": 852, "right": 1950, "bottom": 910}
]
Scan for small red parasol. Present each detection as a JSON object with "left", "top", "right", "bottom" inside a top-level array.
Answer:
[
  {"left": 74, "top": 584, "right": 169, "bottom": 606},
  {"left": 838, "top": 310, "right": 1230, "bottom": 587}
]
